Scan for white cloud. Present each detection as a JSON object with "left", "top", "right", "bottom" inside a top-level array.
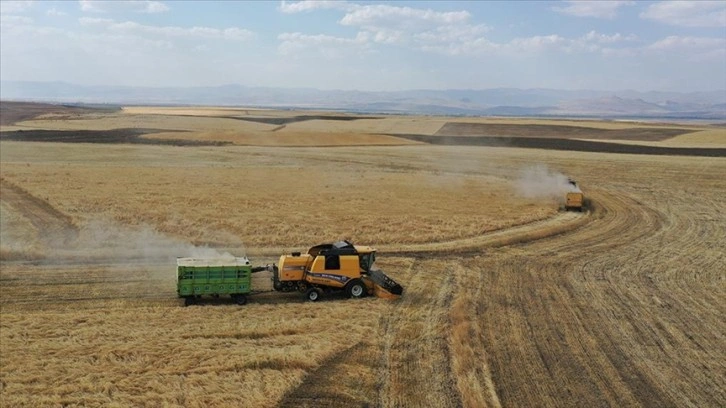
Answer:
[
  {"left": 278, "top": 0, "right": 351, "bottom": 13},
  {"left": 144, "top": 1, "right": 169, "bottom": 13},
  {"left": 79, "top": 0, "right": 170, "bottom": 14},
  {"left": 509, "top": 34, "right": 567, "bottom": 51},
  {"left": 640, "top": 1, "right": 726, "bottom": 28},
  {"left": 79, "top": 17, "right": 114, "bottom": 25},
  {"left": 316, "top": 2, "right": 490, "bottom": 53},
  {"left": 276, "top": 2, "right": 644, "bottom": 59},
  {"left": 339, "top": 4, "right": 471, "bottom": 29},
  {"left": 419, "top": 37, "right": 498, "bottom": 56},
  {"left": 496, "top": 31, "right": 639, "bottom": 55},
  {"left": 0, "top": 15, "right": 33, "bottom": 25},
  {"left": 553, "top": 1, "right": 634, "bottom": 19},
  {"left": 582, "top": 31, "right": 637, "bottom": 44},
  {"left": 0, "top": 1, "right": 34, "bottom": 14},
  {"left": 77, "top": 17, "right": 254, "bottom": 41},
  {"left": 648, "top": 35, "right": 726, "bottom": 51},
  {"left": 646, "top": 35, "right": 726, "bottom": 63},
  {"left": 277, "top": 31, "right": 369, "bottom": 56},
  {"left": 46, "top": 8, "right": 68, "bottom": 17}
]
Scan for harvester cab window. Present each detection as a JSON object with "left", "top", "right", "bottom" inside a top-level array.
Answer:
[
  {"left": 359, "top": 253, "right": 373, "bottom": 273},
  {"left": 325, "top": 255, "right": 340, "bottom": 270}
]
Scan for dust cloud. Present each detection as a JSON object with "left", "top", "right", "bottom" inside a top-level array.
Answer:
[
  {"left": 515, "top": 165, "right": 579, "bottom": 202},
  {"left": 8, "top": 218, "right": 244, "bottom": 264}
]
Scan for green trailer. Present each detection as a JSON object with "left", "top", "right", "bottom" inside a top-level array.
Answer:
[{"left": 177, "top": 257, "right": 253, "bottom": 306}]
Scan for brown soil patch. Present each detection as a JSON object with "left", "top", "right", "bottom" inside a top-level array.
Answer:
[
  {"left": 394, "top": 134, "right": 726, "bottom": 157},
  {"left": 0, "top": 129, "right": 227, "bottom": 146},
  {"left": 227, "top": 114, "right": 379, "bottom": 125},
  {"left": 142, "top": 130, "right": 418, "bottom": 147},
  {"left": 435, "top": 122, "right": 694, "bottom": 141},
  {"left": 0, "top": 101, "right": 119, "bottom": 126}
]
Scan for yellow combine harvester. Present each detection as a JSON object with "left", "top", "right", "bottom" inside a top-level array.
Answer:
[
  {"left": 565, "top": 179, "right": 585, "bottom": 211},
  {"left": 273, "top": 240, "right": 403, "bottom": 301}
]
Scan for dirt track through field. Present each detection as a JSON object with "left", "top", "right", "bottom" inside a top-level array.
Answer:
[{"left": 0, "top": 178, "right": 78, "bottom": 246}]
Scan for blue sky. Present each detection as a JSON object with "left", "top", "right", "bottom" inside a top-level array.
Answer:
[{"left": 1, "top": 0, "right": 724, "bottom": 92}]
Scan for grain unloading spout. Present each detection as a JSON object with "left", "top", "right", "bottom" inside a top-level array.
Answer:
[
  {"left": 366, "top": 268, "right": 403, "bottom": 299},
  {"left": 252, "top": 264, "right": 279, "bottom": 273}
]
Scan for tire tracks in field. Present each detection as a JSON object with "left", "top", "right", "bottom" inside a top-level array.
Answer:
[
  {"left": 0, "top": 178, "right": 78, "bottom": 246},
  {"left": 247, "top": 210, "right": 590, "bottom": 259},
  {"left": 276, "top": 257, "right": 463, "bottom": 408},
  {"left": 380, "top": 210, "right": 588, "bottom": 257},
  {"left": 448, "top": 186, "right": 677, "bottom": 407},
  {"left": 467, "top": 179, "right": 725, "bottom": 407},
  {"left": 274, "top": 198, "right": 595, "bottom": 408},
  {"left": 276, "top": 342, "right": 378, "bottom": 408},
  {"left": 377, "top": 258, "right": 462, "bottom": 408}
]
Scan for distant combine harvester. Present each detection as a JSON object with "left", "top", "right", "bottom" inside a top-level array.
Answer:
[{"left": 565, "top": 179, "right": 585, "bottom": 211}]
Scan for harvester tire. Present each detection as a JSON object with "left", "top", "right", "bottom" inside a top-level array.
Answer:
[
  {"left": 347, "top": 279, "right": 366, "bottom": 298},
  {"left": 306, "top": 288, "right": 321, "bottom": 302}
]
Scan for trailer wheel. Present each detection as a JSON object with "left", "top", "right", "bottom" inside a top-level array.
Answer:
[
  {"left": 306, "top": 288, "right": 321, "bottom": 302},
  {"left": 183, "top": 297, "right": 195, "bottom": 307},
  {"left": 347, "top": 279, "right": 366, "bottom": 298},
  {"left": 232, "top": 294, "right": 248, "bottom": 305}
]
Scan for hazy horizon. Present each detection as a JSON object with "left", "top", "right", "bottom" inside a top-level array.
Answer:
[{"left": 4, "top": 79, "right": 726, "bottom": 95}]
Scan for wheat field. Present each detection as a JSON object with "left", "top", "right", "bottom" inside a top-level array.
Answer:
[{"left": 1, "top": 105, "right": 725, "bottom": 407}]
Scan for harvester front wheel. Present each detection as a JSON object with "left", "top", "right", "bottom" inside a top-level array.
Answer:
[
  {"left": 347, "top": 279, "right": 366, "bottom": 298},
  {"left": 306, "top": 288, "right": 321, "bottom": 302}
]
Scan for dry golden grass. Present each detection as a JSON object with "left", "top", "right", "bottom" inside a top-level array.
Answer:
[
  {"left": 1, "top": 107, "right": 725, "bottom": 407},
  {"left": 662, "top": 128, "right": 726, "bottom": 147},
  {"left": 0, "top": 142, "right": 554, "bottom": 252},
  {"left": 0, "top": 270, "right": 387, "bottom": 407}
]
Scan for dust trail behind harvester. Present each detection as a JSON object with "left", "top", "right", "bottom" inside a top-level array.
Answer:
[
  {"left": 5, "top": 217, "right": 242, "bottom": 266},
  {"left": 515, "top": 164, "right": 578, "bottom": 204},
  {"left": 61, "top": 219, "right": 241, "bottom": 262}
]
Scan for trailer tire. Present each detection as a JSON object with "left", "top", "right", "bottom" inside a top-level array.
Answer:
[
  {"left": 184, "top": 297, "right": 195, "bottom": 307},
  {"left": 232, "top": 294, "right": 248, "bottom": 305},
  {"left": 306, "top": 288, "right": 321, "bottom": 302},
  {"left": 347, "top": 279, "right": 366, "bottom": 298}
]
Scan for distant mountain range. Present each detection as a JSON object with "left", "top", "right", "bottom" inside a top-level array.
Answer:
[{"left": 1, "top": 81, "right": 725, "bottom": 119}]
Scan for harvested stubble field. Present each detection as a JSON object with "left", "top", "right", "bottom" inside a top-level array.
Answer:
[{"left": 1, "top": 103, "right": 725, "bottom": 407}]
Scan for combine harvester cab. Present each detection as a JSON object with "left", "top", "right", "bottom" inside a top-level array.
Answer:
[
  {"left": 177, "top": 256, "right": 255, "bottom": 306},
  {"left": 274, "top": 240, "right": 403, "bottom": 301}
]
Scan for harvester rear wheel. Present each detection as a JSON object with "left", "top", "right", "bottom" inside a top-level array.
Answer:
[
  {"left": 347, "top": 279, "right": 366, "bottom": 298},
  {"left": 306, "top": 288, "right": 321, "bottom": 302}
]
